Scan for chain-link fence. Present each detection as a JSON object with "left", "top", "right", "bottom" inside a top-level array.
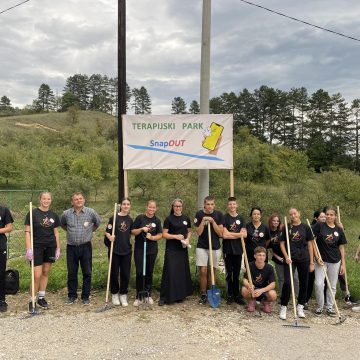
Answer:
[{"left": 0, "top": 190, "right": 46, "bottom": 259}]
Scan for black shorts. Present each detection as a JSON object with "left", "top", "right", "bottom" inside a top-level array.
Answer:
[{"left": 33, "top": 247, "right": 56, "bottom": 267}]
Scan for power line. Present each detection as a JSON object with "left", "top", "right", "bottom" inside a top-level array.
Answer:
[
  {"left": 239, "top": 0, "right": 360, "bottom": 43},
  {"left": 0, "top": 0, "right": 30, "bottom": 15}
]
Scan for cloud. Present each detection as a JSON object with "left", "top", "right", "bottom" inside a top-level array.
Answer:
[{"left": 1, "top": 0, "right": 360, "bottom": 111}]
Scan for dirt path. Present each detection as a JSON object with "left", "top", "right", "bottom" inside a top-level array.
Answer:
[{"left": 1, "top": 291, "right": 359, "bottom": 360}]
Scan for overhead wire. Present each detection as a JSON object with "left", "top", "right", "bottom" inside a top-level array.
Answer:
[
  {"left": 239, "top": 0, "right": 360, "bottom": 42},
  {"left": 0, "top": 0, "right": 30, "bottom": 15}
]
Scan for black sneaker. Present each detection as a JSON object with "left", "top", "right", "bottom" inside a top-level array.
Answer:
[
  {"left": 226, "top": 296, "right": 234, "bottom": 305},
  {"left": 37, "top": 298, "right": 49, "bottom": 309},
  {"left": 314, "top": 308, "right": 322, "bottom": 316},
  {"left": 0, "top": 301, "right": 8, "bottom": 312},
  {"left": 82, "top": 299, "right": 90, "bottom": 306},
  {"left": 28, "top": 301, "right": 37, "bottom": 313},
  {"left": 198, "top": 294, "right": 207, "bottom": 305},
  {"left": 303, "top": 302, "right": 309, "bottom": 310},
  {"left": 235, "top": 296, "right": 246, "bottom": 306},
  {"left": 65, "top": 297, "right": 77, "bottom": 305},
  {"left": 158, "top": 299, "right": 165, "bottom": 306},
  {"left": 327, "top": 308, "right": 336, "bottom": 317}
]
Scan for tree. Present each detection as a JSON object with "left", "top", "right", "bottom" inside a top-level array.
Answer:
[
  {"left": 132, "top": 86, "right": 151, "bottom": 114},
  {"left": 351, "top": 99, "right": 360, "bottom": 171},
  {"left": 171, "top": 97, "right": 187, "bottom": 114},
  {"left": 0, "top": 96, "right": 12, "bottom": 112},
  {"left": 36, "top": 83, "right": 55, "bottom": 111},
  {"left": 189, "top": 100, "right": 200, "bottom": 114},
  {"left": 61, "top": 91, "right": 79, "bottom": 111},
  {"left": 63, "top": 74, "right": 90, "bottom": 110}
]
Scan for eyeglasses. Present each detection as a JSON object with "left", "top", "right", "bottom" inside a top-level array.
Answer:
[{"left": 173, "top": 205, "right": 182, "bottom": 208}]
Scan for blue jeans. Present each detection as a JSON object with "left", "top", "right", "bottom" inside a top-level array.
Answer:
[{"left": 66, "top": 243, "right": 92, "bottom": 300}]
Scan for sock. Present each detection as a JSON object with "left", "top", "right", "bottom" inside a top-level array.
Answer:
[{"left": 38, "top": 291, "right": 45, "bottom": 299}]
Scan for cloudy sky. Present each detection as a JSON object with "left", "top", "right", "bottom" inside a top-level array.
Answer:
[{"left": 1, "top": 0, "right": 360, "bottom": 113}]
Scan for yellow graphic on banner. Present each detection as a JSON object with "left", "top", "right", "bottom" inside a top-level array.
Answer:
[{"left": 202, "top": 122, "right": 224, "bottom": 151}]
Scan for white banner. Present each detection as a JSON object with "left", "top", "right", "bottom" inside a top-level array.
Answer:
[{"left": 123, "top": 114, "right": 233, "bottom": 169}]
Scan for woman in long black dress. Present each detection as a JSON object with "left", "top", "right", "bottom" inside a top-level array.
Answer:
[{"left": 159, "top": 199, "right": 193, "bottom": 306}]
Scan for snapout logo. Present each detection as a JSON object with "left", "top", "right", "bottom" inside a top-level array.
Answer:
[{"left": 149, "top": 139, "right": 186, "bottom": 148}]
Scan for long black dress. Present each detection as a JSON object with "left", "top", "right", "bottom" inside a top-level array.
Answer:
[{"left": 160, "top": 214, "right": 193, "bottom": 303}]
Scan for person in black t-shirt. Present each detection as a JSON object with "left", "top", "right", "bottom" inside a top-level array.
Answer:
[
  {"left": 222, "top": 197, "right": 247, "bottom": 305},
  {"left": 104, "top": 198, "right": 133, "bottom": 307},
  {"left": 245, "top": 207, "right": 270, "bottom": 262},
  {"left": 159, "top": 198, "right": 193, "bottom": 306},
  {"left": 267, "top": 213, "right": 285, "bottom": 296},
  {"left": 0, "top": 205, "right": 14, "bottom": 313},
  {"left": 24, "top": 192, "right": 60, "bottom": 312},
  {"left": 131, "top": 200, "right": 162, "bottom": 306},
  {"left": 241, "top": 246, "right": 277, "bottom": 313},
  {"left": 194, "top": 196, "right": 224, "bottom": 305},
  {"left": 313, "top": 206, "right": 347, "bottom": 316},
  {"left": 279, "top": 208, "right": 314, "bottom": 320}
]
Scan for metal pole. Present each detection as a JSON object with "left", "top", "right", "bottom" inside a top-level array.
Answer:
[
  {"left": 198, "top": 0, "right": 211, "bottom": 210},
  {"left": 118, "top": 0, "right": 126, "bottom": 201}
]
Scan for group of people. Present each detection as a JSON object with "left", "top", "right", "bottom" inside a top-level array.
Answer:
[{"left": 0, "top": 192, "right": 359, "bottom": 317}]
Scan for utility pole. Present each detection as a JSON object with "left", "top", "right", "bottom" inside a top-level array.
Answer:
[
  {"left": 198, "top": 0, "right": 211, "bottom": 210},
  {"left": 118, "top": 0, "right": 126, "bottom": 201}
]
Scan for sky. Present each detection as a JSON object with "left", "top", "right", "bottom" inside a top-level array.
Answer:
[{"left": 1, "top": 0, "right": 360, "bottom": 113}]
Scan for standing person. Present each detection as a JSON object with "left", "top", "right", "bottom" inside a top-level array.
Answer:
[
  {"left": 61, "top": 192, "right": 101, "bottom": 305},
  {"left": 267, "top": 213, "right": 285, "bottom": 297},
  {"left": 279, "top": 208, "right": 314, "bottom": 320},
  {"left": 24, "top": 192, "right": 60, "bottom": 312},
  {"left": 159, "top": 199, "right": 192, "bottom": 306},
  {"left": 131, "top": 200, "right": 162, "bottom": 306},
  {"left": 241, "top": 246, "right": 277, "bottom": 313},
  {"left": 0, "top": 205, "right": 14, "bottom": 312},
  {"left": 222, "top": 197, "right": 247, "bottom": 305},
  {"left": 304, "top": 210, "right": 326, "bottom": 309},
  {"left": 245, "top": 207, "right": 270, "bottom": 262},
  {"left": 104, "top": 198, "right": 133, "bottom": 307},
  {"left": 194, "top": 196, "right": 224, "bottom": 305},
  {"left": 313, "top": 206, "right": 347, "bottom": 317}
]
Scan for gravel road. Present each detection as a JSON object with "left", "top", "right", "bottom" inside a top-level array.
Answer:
[{"left": 1, "top": 290, "right": 359, "bottom": 360}]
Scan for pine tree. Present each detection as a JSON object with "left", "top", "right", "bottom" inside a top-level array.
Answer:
[
  {"left": 36, "top": 83, "right": 55, "bottom": 111},
  {"left": 132, "top": 86, "right": 151, "bottom": 114},
  {"left": 189, "top": 100, "right": 200, "bottom": 114},
  {"left": 171, "top": 97, "right": 187, "bottom": 114},
  {"left": 0, "top": 95, "right": 12, "bottom": 111}
]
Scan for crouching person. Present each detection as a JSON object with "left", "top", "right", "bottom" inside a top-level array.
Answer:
[{"left": 241, "top": 246, "right": 277, "bottom": 313}]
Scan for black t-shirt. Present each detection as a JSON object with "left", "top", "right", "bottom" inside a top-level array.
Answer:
[
  {"left": 223, "top": 213, "right": 245, "bottom": 255},
  {"left": 194, "top": 210, "right": 224, "bottom": 250},
  {"left": 268, "top": 228, "right": 283, "bottom": 265},
  {"left": 281, "top": 223, "right": 313, "bottom": 263},
  {"left": 24, "top": 208, "right": 60, "bottom": 247},
  {"left": 105, "top": 214, "right": 133, "bottom": 255},
  {"left": 244, "top": 262, "right": 275, "bottom": 289},
  {"left": 0, "top": 206, "right": 14, "bottom": 250},
  {"left": 133, "top": 214, "right": 162, "bottom": 255},
  {"left": 313, "top": 222, "right": 347, "bottom": 263},
  {"left": 245, "top": 222, "right": 270, "bottom": 258},
  {"left": 163, "top": 214, "right": 191, "bottom": 251}
]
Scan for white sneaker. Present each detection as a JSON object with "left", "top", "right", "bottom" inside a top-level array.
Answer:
[
  {"left": 147, "top": 297, "right": 154, "bottom": 305},
  {"left": 119, "top": 294, "right": 128, "bottom": 307},
  {"left": 352, "top": 306, "right": 360, "bottom": 312},
  {"left": 279, "top": 305, "right": 287, "bottom": 320},
  {"left": 112, "top": 294, "right": 120, "bottom": 306},
  {"left": 133, "top": 299, "right": 142, "bottom": 307},
  {"left": 297, "top": 304, "right": 305, "bottom": 318}
]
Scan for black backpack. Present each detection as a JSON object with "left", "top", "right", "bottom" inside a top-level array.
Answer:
[{"left": 5, "top": 269, "right": 19, "bottom": 295}]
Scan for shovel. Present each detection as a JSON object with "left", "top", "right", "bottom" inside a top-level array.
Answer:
[
  {"left": 96, "top": 203, "right": 118, "bottom": 313},
  {"left": 207, "top": 222, "right": 221, "bottom": 308},
  {"left": 306, "top": 219, "right": 346, "bottom": 325},
  {"left": 138, "top": 232, "right": 151, "bottom": 309}
]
